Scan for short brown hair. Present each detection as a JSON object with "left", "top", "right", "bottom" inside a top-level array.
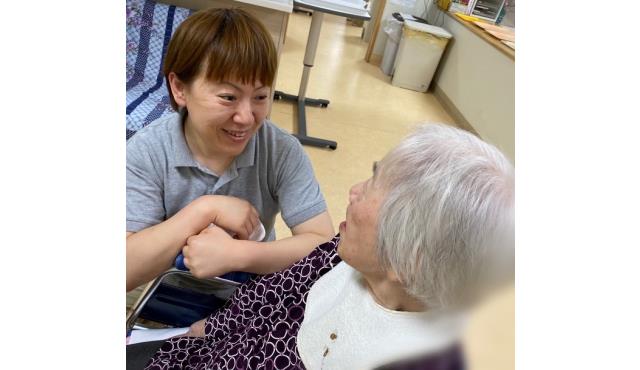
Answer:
[{"left": 163, "top": 8, "right": 278, "bottom": 110}]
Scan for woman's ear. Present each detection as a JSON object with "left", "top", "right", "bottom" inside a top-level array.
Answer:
[{"left": 168, "top": 72, "right": 187, "bottom": 108}]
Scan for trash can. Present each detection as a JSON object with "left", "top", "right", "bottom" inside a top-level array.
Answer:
[
  {"left": 380, "top": 17, "right": 403, "bottom": 76},
  {"left": 391, "top": 20, "right": 452, "bottom": 92}
]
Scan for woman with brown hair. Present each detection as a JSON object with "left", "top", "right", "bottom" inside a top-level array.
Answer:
[{"left": 126, "top": 8, "right": 334, "bottom": 292}]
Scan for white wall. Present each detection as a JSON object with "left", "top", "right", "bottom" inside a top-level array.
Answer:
[{"left": 434, "top": 13, "right": 514, "bottom": 162}]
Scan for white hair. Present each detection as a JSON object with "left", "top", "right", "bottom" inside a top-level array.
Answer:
[{"left": 376, "top": 123, "right": 514, "bottom": 310}]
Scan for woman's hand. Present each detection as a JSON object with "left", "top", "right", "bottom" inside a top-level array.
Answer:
[
  {"left": 182, "top": 224, "right": 241, "bottom": 279},
  {"left": 197, "top": 195, "right": 260, "bottom": 240}
]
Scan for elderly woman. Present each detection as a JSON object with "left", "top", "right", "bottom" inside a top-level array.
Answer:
[{"left": 127, "top": 124, "right": 514, "bottom": 369}]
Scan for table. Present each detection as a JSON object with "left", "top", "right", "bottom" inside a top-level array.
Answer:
[{"left": 274, "top": 0, "right": 370, "bottom": 150}]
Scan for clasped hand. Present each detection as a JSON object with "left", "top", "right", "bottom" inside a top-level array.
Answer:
[
  {"left": 182, "top": 195, "right": 259, "bottom": 278},
  {"left": 182, "top": 224, "right": 240, "bottom": 279},
  {"left": 206, "top": 195, "right": 260, "bottom": 240}
]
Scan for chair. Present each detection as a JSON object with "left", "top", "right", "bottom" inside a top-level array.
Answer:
[{"left": 126, "top": 271, "right": 242, "bottom": 333}]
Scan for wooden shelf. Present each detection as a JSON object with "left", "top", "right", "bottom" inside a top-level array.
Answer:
[{"left": 446, "top": 12, "right": 514, "bottom": 61}]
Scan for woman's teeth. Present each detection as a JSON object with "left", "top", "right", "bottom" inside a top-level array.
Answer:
[{"left": 223, "top": 129, "right": 247, "bottom": 138}]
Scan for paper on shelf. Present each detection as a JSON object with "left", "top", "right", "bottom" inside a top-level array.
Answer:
[
  {"left": 486, "top": 29, "right": 515, "bottom": 42},
  {"left": 501, "top": 40, "right": 515, "bottom": 49},
  {"left": 473, "top": 21, "right": 515, "bottom": 36},
  {"left": 454, "top": 12, "right": 481, "bottom": 22}
]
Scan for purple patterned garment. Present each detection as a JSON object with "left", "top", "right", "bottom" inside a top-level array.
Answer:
[
  {"left": 145, "top": 237, "right": 342, "bottom": 370},
  {"left": 144, "top": 235, "right": 465, "bottom": 370}
]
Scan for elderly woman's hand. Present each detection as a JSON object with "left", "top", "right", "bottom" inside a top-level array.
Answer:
[{"left": 183, "top": 318, "right": 206, "bottom": 337}]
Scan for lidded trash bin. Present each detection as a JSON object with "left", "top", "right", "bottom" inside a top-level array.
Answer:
[
  {"left": 380, "top": 17, "right": 404, "bottom": 76},
  {"left": 391, "top": 20, "right": 452, "bottom": 92}
]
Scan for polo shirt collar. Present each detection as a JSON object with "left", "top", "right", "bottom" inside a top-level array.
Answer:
[
  {"left": 171, "top": 111, "right": 257, "bottom": 170},
  {"left": 236, "top": 132, "right": 257, "bottom": 169},
  {"left": 171, "top": 112, "right": 198, "bottom": 168}
]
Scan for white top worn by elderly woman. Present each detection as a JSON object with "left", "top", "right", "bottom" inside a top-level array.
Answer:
[{"left": 299, "top": 261, "right": 464, "bottom": 369}]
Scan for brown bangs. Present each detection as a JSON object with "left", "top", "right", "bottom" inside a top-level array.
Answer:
[
  {"left": 203, "top": 9, "right": 277, "bottom": 87},
  {"left": 163, "top": 8, "right": 278, "bottom": 110}
]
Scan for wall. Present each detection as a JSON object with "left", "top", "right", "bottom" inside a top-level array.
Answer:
[{"left": 433, "top": 12, "right": 514, "bottom": 162}]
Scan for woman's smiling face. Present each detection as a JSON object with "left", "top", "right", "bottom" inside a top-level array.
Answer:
[{"left": 171, "top": 72, "right": 271, "bottom": 158}]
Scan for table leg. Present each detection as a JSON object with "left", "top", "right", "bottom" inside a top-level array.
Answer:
[{"left": 274, "top": 11, "right": 337, "bottom": 150}]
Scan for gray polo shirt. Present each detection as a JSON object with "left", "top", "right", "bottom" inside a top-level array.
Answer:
[{"left": 126, "top": 112, "right": 327, "bottom": 241}]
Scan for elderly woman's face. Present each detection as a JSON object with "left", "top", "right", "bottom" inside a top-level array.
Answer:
[{"left": 337, "top": 171, "right": 388, "bottom": 276}]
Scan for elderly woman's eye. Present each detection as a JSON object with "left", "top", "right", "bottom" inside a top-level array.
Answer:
[{"left": 372, "top": 161, "right": 378, "bottom": 173}]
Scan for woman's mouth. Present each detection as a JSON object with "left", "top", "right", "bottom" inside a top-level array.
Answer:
[
  {"left": 222, "top": 128, "right": 249, "bottom": 142},
  {"left": 339, "top": 221, "right": 346, "bottom": 232}
]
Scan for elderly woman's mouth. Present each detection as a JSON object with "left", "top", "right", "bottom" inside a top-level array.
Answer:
[{"left": 339, "top": 221, "right": 346, "bottom": 232}]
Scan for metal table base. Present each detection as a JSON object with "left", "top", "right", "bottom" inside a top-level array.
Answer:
[{"left": 274, "top": 11, "right": 337, "bottom": 150}]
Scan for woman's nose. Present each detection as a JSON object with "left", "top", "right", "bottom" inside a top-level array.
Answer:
[{"left": 234, "top": 99, "right": 254, "bottom": 125}]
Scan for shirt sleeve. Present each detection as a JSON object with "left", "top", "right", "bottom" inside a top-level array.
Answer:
[
  {"left": 275, "top": 138, "right": 327, "bottom": 228},
  {"left": 204, "top": 237, "right": 341, "bottom": 343},
  {"left": 126, "top": 137, "right": 165, "bottom": 232}
]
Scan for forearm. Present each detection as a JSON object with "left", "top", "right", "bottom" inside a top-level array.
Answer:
[
  {"left": 233, "top": 232, "right": 333, "bottom": 275},
  {"left": 126, "top": 200, "right": 212, "bottom": 291}
]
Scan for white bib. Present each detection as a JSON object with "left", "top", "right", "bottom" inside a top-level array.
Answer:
[{"left": 297, "top": 262, "right": 464, "bottom": 370}]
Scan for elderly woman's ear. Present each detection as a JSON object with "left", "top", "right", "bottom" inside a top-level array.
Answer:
[{"left": 385, "top": 268, "right": 401, "bottom": 283}]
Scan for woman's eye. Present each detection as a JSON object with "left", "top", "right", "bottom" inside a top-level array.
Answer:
[
  {"left": 255, "top": 95, "right": 268, "bottom": 101},
  {"left": 219, "top": 95, "right": 236, "bottom": 102}
]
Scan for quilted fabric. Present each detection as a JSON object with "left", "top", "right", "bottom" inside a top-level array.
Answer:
[{"left": 126, "top": 0, "right": 192, "bottom": 139}]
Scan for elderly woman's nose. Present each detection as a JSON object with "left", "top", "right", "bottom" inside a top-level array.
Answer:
[{"left": 349, "top": 181, "right": 364, "bottom": 202}]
